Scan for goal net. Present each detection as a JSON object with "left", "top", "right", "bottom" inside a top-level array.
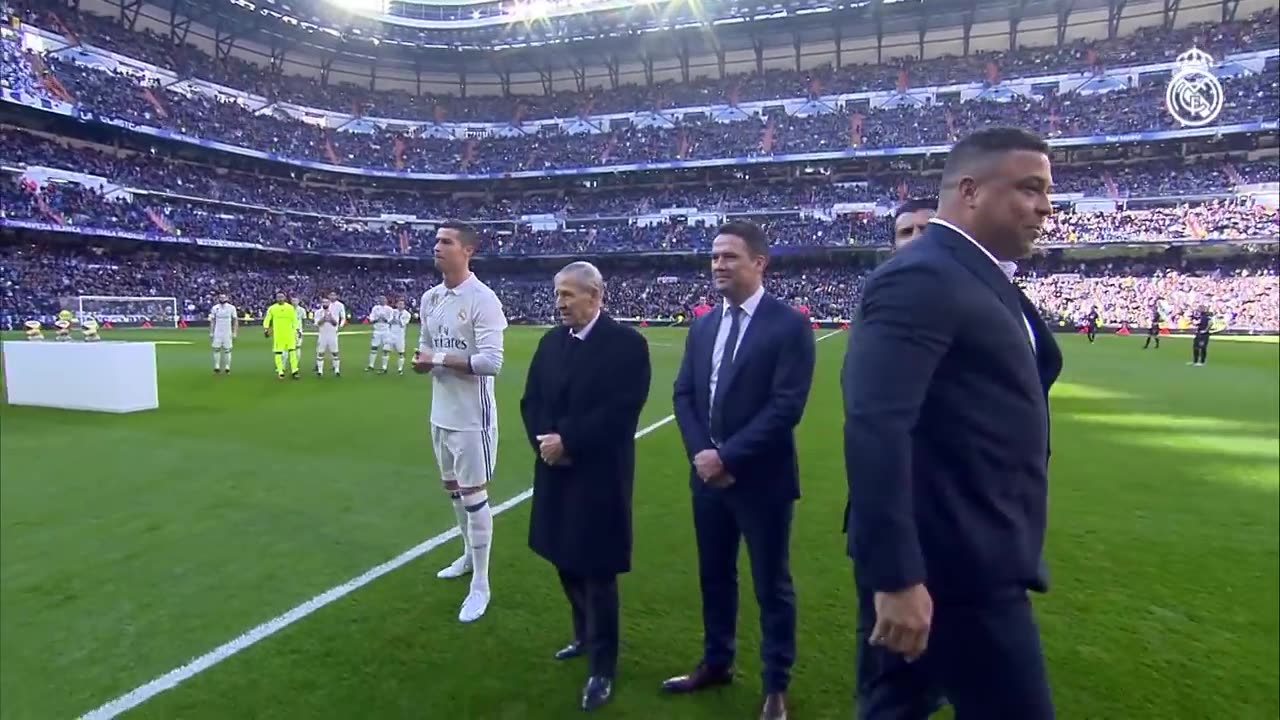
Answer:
[{"left": 76, "top": 296, "right": 179, "bottom": 329}]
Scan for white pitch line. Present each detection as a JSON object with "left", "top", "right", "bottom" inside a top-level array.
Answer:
[
  {"left": 78, "top": 416, "right": 675, "bottom": 720},
  {"left": 77, "top": 329, "right": 844, "bottom": 720}
]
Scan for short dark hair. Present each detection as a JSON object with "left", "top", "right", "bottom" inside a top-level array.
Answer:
[
  {"left": 439, "top": 220, "right": 480, "bottom": 248},
  {"left": 717, "top": 220, "right": 769, "bottom": 258},
  {"left": 941, "top": 127, "right": 1050, "bottom": 187},
  {"left": 894, "top": 197, "right": 938, "bottom": 219}
]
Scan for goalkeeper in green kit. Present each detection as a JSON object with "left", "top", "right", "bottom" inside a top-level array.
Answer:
[{"left": 263, "top": 291, "right": 301, "bottom": 379}]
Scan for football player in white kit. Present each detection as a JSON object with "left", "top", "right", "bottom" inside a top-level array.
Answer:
[
  {"left": 292, "top": 294, "right": 308, "bottom": 362},
  {"left": 209, "top": 293, "right": 239, "bottom": 374},
  {"left": 413, "top": 221, "right": 508, "bottom": 623},
  {"left": 367, "top": 294, "right": 393, "bottom": 372},
  {"left": 314, "top": 291, "right": 346, "bottom": 377},
  {"left": 379, "top": 297, "right": 412, "bottom": 375}
]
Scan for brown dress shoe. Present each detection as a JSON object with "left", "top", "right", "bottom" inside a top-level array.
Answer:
[
  {"left": 659, "top": 663, "right": 734, "bottom": 693},
  {"left": 761, "top": 692, "right": 788, "bottom": 720}
]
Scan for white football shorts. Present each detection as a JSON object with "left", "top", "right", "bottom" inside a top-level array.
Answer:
[
  {"left": 431, "top": 425, "right": 497, "bottom": 489},
  {"left": 211, "top": 334, "right": 233, "bottom": 350},
  {"left": 316, "top": 335, "right": 340, "bottom": 354},
  {"left": 383, "top": 335, "right": 407, "bottom": 353},
  {"left": 370, "top": 329, "right": 388, "bottom": 349}
]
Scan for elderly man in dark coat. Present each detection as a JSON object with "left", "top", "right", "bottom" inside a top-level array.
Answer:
[{"left": 520, "top": 260, "right": 652, "bottom": 712}]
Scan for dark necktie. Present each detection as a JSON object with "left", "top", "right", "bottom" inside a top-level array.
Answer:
[{"left": 709, "top": 305, "right": 742, "bottom": 443}]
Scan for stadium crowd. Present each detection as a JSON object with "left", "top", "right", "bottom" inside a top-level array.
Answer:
[
  {"left": 8, "top": 2, "right": 1277, "bottom": 122},
  {"left": 22, "top": 56, "right": 1277, "bottom": 174},
  {"left": 3, "top": 243, "right": 1276, "bottom": 332},
  {"left": 4, "top": 127, "right": 1278, "bottom": 218},
  {"left": 3, "top": 175, "right": 1277, "bottom": 255},
  {"left": 2, "top": 4, "right": 1277, "bottom": 176}
]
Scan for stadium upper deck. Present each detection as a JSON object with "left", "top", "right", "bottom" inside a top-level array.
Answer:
[
  {"left": 5, "top": 1, "right": 1276, "bottom": 124},
  {"left": 3, "top": 29, "right": 1276, "bottom": 180}
]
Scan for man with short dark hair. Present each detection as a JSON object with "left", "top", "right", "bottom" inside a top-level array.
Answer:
[
  {"left": 892, "top": 198, "right": 937, "bottom": 248},
  {"left": 842, "top": 127, "right": 1063, "bottom": 719},
  {"left": 415, "top": 219, "right": 508, "bottom": 624},
  {"left": 666, "top": 220, "right": 817, "bottom": 720}
]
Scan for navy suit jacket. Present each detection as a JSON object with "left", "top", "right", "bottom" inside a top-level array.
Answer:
[
  {"left": 674, "top": 292, "right": 817, "bottom": 502},
  {"left": 842, "top": 223, "right": 1063, "bottom": 602}
]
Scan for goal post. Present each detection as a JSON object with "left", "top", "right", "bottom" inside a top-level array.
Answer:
[{"left": 76, "top": 296, "right": 179, "bottom": 329}]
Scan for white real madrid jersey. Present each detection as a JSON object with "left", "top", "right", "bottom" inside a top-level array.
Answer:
[
  {"left": 209, "top": 303, "right": 237, "bottom": 335},
  {"left": 419, "top": 274, "right": 508, "bottom": 431}
]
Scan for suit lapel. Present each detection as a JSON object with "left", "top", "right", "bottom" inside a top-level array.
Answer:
[
  {"left": 1016, "top": 291, "right": 1063, "bottom": 392},
  {"left": 936, "top": 229, "right": 1028, "bottom": 343},
  {"left": 701, "top": 306, "right": 724, "bottom": 382}
]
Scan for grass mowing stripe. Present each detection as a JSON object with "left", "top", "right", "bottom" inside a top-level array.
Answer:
[
  {"left": 79, "top": 415, "right": 673, "bottom": 720},
  {"left": 75, "top": 329, "right": 842, "bottom": 720}
]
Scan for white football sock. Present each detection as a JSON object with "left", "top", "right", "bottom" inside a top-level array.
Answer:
[
  {"left": 397, "top": 355, "right": 405, "bottom": 373},
  {"left": 213, "top": 351, "right": 221, "bottom": 370},
  {"left": 316, "top": 355, "right": 324, "bottom": 374},
  {"left": 333, "top": 356, "right": 341, "bottom": 373},
  {"left": 465, "top": 489, "right": 492, "bottom": 594},
  {"left": 451, "top": 492, "right": 472, "bottom": 557},
  {"left": 368, "top": 349, "right": 377, "bottom": 368},
  {"left": 224, "top": 352, "right": 231, "bottom": 370},
  {"left": 382, "top": 353, "right": 389, "bottom": 371}
]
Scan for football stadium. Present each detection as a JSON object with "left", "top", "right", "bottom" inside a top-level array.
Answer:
[{"left": 0, "top": 0, "right": 1278, "bottom": 716}]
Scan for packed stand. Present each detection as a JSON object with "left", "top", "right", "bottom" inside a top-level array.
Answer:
[
  {"left": 2, "top": 129, "right": 1275, "bottom": 224},
  {"left": 10, "top": 2, "right": 1277, "bottom": 122},
  {"left": 3, "top": 242, "right": 1276, "bottom": 332},
  {"left": 35, "top": 51, "right": 1280, "bottom": 173},
  {"left": 1022, "top": 256, "right": 1279, "bottom": 332}
]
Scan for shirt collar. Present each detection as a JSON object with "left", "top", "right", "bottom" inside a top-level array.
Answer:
[
  {"left": 929, "top": 217, "right": 1020, "bottom": 281},
  {"left": 722, "top": 284, "right": 765, "bottom": 317},
  {"left": 570, "top": 310, "right": 601, "bottom": 340},
  {"left": 445, "top": 273, "right": 475, "bottom": 295}
]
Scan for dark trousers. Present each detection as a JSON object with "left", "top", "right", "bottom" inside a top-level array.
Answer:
[
  {"left": 557, "top": 568, "right": 619, "bottom": 678},
  {"left": 1143, "top": 329, "right": 1160, "bottom": 348},
  {"left": 854, "top": 581, "right": 1054, "bottom": 720},
  {"left": 1192, "top": 332, "right": 1210, "bottom": 363},
  {"left": 692, "top": 486, "right": 796, "bottom": 694},
  {"left": 1086, "top": 324, "right": 1097, "bottom": 342}
]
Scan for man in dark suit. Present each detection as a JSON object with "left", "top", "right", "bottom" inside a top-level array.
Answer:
[
  {"left": 842, "top": 127, "right": 1063, "bottom": 720},
  {"left": 667, "top": 220, "right": 817, "bottom": 720},
  {"left": 892, "top": 197, "right": 937, "bottom": 249},
  {"left": 520, "top": 261, "right": 652, "bottom": 712}
]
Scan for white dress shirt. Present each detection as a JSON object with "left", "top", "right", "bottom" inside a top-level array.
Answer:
[
  {"left": 929, "top": 218, "right": 1037, "bottom": 352},
  {"left": 570, "top": 310, "right": 601, "bottom": 340},
  {"left": 710, "top": 284, "right": 765, "bottom": 411}
]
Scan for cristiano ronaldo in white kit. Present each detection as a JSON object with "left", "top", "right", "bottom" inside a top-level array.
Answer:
[{"left": 414, "top": 221, "right": 508, "bottom": 623}]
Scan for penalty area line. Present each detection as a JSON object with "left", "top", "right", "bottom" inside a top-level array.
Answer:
[{"left": 77, "top": 329, "right": 844, "bottom": 720}]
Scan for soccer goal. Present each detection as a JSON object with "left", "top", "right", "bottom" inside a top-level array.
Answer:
[{"left": 76, "top": 296, "right": 179, "bottom": 328}]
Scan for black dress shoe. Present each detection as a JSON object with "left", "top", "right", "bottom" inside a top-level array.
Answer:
[
  {"left": 555, "top": 641, "right": 583, "bottom": 660},
  {"left": 761, "top": 692, "right": 788, "bottom": 720},
  {"left": 660, "top": 663, "right": 734, "bottom": 693},
  {"left": 581, "top": 676, "right": 612, "bottom": 711}
]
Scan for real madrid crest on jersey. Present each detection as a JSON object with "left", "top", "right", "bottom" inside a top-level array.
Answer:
[
  {"left": 458, "top": 308, "right": 468, "bottom": 323},
  {"left": 1165, "top": 48, "right": 1224, "bottom": 128}
]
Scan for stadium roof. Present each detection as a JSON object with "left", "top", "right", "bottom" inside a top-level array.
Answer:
[{"left": 130, "top": 0, "right": 1127, "bottom": 74}]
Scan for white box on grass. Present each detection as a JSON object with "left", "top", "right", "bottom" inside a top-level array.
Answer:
[{"left": 2, "top": 341, "right": 159, "bottom": 413}]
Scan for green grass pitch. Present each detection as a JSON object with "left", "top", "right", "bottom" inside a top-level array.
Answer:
[{"left": 1, "top": 327, "right": 1277, "bottom": 719}]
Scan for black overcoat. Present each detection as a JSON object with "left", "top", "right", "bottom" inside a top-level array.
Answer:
[{"left": 521, "top": 313, "right": 652, "bottom": 576}]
